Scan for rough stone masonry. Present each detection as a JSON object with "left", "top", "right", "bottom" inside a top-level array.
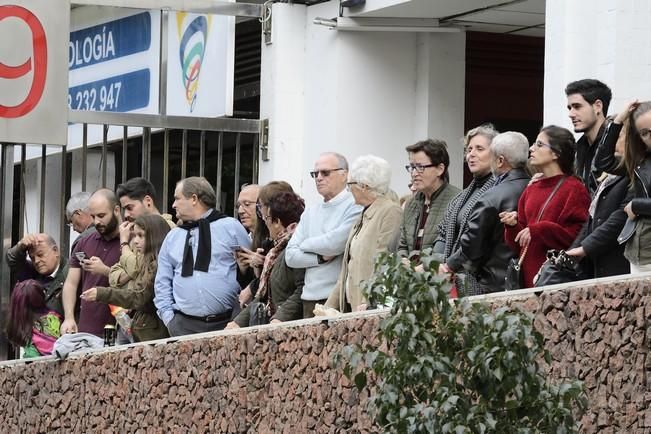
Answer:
[{"left": 0, "top": 275, "right": 649, "bottom": 433}]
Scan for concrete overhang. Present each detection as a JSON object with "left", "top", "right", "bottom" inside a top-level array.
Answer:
[{"left": 340, "top": 0, "right": 545, "bottom": 36}]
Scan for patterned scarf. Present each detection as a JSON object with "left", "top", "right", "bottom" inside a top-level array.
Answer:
[
  {"left": 437, "top": 174, "right": 496, "bottom": 295},
  {"left": 256, "top": 226, "right": 295, "bottom": 314}
]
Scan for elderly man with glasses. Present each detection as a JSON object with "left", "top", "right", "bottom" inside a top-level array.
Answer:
[
  {"left": 397, "top": 139, "right": 460, "bottom": 263},
  {"left": 6, "top": 233, "right": 68, "bottom": 317},
  {"left": 285, "top": 152, "right": 362, "bottom": 318}
]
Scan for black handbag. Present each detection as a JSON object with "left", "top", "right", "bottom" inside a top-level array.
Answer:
[
  {"left": 505, "top": 245, "right": 527, "bottom": 291},
  {"left": 504, "top": 176, "right": 566, "bottom": 291},
  {"left": 534, "top": 250, "right": 581, "bottom": 287},
  {"left": 248, "top": 301, "right": 271, "bottom": 326}
]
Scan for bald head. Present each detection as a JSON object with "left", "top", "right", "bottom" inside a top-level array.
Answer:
[{"left": 89, "top": 188, "right": 121, "bottom": 238}]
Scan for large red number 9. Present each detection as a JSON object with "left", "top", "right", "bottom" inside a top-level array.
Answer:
[{"left": 0, "top": 5, "right": 47, "bottom": 118}]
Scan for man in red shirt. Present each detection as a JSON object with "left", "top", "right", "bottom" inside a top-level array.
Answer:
[{"left": 60, "top": 189, "right": 122, "bottom": 336}]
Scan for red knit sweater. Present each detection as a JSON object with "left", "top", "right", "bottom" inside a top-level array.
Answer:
[{"left": 505, "top": 175, "right": 590, "bottom": 288}]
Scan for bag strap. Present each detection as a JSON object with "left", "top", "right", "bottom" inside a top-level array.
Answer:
[
  {"left": 536, "top": 176, "right": 566, "bottom": 223},
  {"left": 519, "top": 176, "right": 567, "bottom": 263}
]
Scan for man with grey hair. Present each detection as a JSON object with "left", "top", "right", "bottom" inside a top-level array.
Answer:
[
  {"left": 66, "top": 192, "right": 96, "bottom": 253},
  {"left": 285, "top": 152, "right": 362, "bottom": 317},
  {"left": 154, "top": 176, "right": 251, "bottom": 336},
  {"left": 445, "top": 131, "right": 531, "bottom": 294}
]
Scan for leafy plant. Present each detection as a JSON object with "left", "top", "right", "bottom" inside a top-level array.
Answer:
[{"left": 334, "top": 251, "right": 586, "bottom": 433}]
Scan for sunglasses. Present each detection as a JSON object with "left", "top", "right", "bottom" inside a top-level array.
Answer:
[{"left": 309, "top": 168, "right": 344, "bottom": 178}]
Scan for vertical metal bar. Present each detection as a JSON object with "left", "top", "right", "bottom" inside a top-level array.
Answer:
[
  {"left": 163, "top": 129, "right": 169, "bottom": 214},
  {"left": 102, "top": 125, "right": 108, "bottom": 188},
  {"left": 181, "top": 129, "right": 188, "bottom": 179},
  {"left": 215, "top": 132, "right": 223, "bottom": 209},
  {"left": 233, "top": 133, "right": 241, "bottom": 217},
  {"left": 142, "top": 127, "right": 151, "bottom": 179},
  {"left": 19, "top": 144, "right": 25, "bottom": 237},
  {"left": 39, "top": 145, "right": 46, "bottom": 233},
  {"left": 122, "top": 126, "right": 128, "bottom": 183},
  {"left": 0, "top": 144, "right": 15, "bottom": 360},
  {"left": 158, "top": 10, "right": 169, "bottom": 115},
  {"left": 199, "top": 130, "right": 206, "bottom": 177},
  {"left": 82, "top": 123, "right": 88, "bottom": 192},
  {"left": 59, "top": 145, "right": 69, "bottom": 256},
  {"left": 252, "top": 133, "right": 259, "bottom": 184}
]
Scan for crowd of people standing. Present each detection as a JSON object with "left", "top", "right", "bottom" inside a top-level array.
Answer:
[{"left": 4, "top": 78, "right": 650, "bottom": 358}]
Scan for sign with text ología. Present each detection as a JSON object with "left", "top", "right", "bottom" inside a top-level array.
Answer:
[
  {"left": 65, "top": 6, "right": 161, "bottom": 151},
  {"left": 0, "top": 1, "right": 70, "bottom": 145}
]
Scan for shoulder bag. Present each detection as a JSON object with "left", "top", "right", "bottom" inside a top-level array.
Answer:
[{"left": 504, "top": 176, "right": 566, "bottom": 290}]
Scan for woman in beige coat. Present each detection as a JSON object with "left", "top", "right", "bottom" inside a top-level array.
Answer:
[{"left": 325, "top": 155, "right": 402, "bottom": 312}]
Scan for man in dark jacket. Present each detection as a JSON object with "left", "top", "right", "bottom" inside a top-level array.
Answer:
[
  {"left": 565, "top": 79, "right": 612, "bottom": 195},
  {"left": 446, "top": 132, "right": 531, "bottom": 294},
  {"left": 6, "top": 233, "right": 68, "bottom": 316}
]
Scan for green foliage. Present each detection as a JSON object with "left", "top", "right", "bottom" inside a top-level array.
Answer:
[{"left": 333, "top": 251, "right": 586, "bottom": 434}]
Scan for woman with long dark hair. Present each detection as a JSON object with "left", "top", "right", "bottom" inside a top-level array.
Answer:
[
  {"left": 81, "top": 214, "right": 171, "bottom": 342},
  {"left": 5, "top": 279, "right": 61, "bottom": 358},
  {"left": 501, "top": 125, "right": 591, "bottom": 288},
  {"left": 613, "top": 101, "right": 651, "bottom": 273}
]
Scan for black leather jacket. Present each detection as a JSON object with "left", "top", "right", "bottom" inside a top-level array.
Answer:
[
  {"left": 576, "top": 121, "right": 608, "bottom": 195},
  {"left": 446, "top": 168, "right": 530, "bottom": 293}
]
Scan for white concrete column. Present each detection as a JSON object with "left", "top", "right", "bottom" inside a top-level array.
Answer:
[
  {"left": 260, "top": 1, "right": 467, "bottom": 205},
  {"left": 259, "top": 3, "right": 308, "bottom": 195},
  {"left": 544, "top": 0, "right": 651, "bottom": 128}
]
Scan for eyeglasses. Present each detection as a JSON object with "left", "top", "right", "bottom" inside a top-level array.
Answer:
[
  {"left": 346, "top": 181, "right": 358, "bottom": 191},
  {"left": 533, "top": 140, "right": 552, "bottom": 149},
  {"left": 309, "top": 168, "right": 344, "bottom": 178},
  {"left": 639, "top": 128, "right": 651, "bottom": 139},
  {"left": 405, "top": 163, "right": 436, "bottom": 174},
  {"left": 66, "top": 210, "right": 80, "bottom": 227},
  {"left": 237, "top": 200, "right": 255, "bottom": 209}
]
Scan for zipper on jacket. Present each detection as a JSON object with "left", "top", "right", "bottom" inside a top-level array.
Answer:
[{"left": 634, "top": 168, "right": 649, "bottom": 198}]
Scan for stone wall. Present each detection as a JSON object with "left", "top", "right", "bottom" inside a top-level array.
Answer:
[{"left": 0, "top": 275, "right": 649, "bottom": 433}]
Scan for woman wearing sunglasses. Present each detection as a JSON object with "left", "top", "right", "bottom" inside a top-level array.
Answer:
[{"left": 500, "top": 126, "right": 590, "bottom": 288}]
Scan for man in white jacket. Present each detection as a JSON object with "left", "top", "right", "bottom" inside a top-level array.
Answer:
[{"left": 285, "top": 152, "right": 362, "bottom": 318}]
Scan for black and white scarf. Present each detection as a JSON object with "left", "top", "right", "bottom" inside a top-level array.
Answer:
[{"left": 437, "top": 174, "right": 496, "bottom": 295}]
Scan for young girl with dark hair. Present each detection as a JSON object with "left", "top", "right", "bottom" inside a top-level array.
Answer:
[
  {"left": 5, "top": 279, "right": 62, "bottom": 358},
  {"left": 81, "top": 214, "right": 171, "bottom": 342},
  {"left": 500, "top": 125, "right": 591, "bottom": 288}
]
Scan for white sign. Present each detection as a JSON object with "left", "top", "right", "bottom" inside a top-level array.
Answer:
[
  {"left": 166, "top": 11, "right": 234, "bottom": 117},
  {"left": 0, "top": 0, "right": 69, "bottom": 145}
]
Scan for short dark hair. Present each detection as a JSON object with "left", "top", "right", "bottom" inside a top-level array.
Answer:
[
  {"left": 565, "top": 79, "right": 612, "bottom": 116},
  {"left": 405, "top": 139, "right": 450, "bottom": 182},
  {"left": 540, "top": 125, "right": 576, "bottom": 176},
  {"left": 268, "top": 192, "right": 305, "bottom": 228},
  {"left": 116, "top": 177, "right": 157, "bottom": 203}
]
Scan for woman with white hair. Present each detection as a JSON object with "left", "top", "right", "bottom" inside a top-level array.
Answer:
[{"left": 324, "top": 155, "right": 402, "bottom": 312}]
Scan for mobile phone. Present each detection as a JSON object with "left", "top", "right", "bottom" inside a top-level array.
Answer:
[{"left": 75, "top": 251, "right": 87, "bottom": 261}]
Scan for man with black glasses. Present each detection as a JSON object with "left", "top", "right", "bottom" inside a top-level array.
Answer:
[
  {"left": 397, "top": 139, "right": 459, "bottom": 262},
  {"left": 285, "top": 152, "right": 361, "bottom": 318}
]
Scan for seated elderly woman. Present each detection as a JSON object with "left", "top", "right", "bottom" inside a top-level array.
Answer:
[
  {"left": 324, "top": 155, "right": 402, "bottom": 312},
  {"left": 226, "top": 191, "right": 306, "bottom": 328}
]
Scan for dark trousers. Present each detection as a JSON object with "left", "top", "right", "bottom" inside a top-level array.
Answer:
[
  {"left": 302, "top": 299, "right": 327, "bottom": 319},
  {"left": 167, "top": 313, "right": 229, "bottom": 337}
]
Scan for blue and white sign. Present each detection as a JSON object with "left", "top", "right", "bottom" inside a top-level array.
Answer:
[
  {"left": 69, "top": 12, "right": 151, "bottom": 70},
  {"left": 66, "top": 6, "right": 161, "bottom": 149}
]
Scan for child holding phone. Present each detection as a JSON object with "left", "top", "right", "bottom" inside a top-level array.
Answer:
[{"left": 81, "top": 214, "right": 171, "bottom": 342}]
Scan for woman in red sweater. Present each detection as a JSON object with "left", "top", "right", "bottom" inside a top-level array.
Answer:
[{"left": 500, "top": 125, "right": 591, "bottom": 288}]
